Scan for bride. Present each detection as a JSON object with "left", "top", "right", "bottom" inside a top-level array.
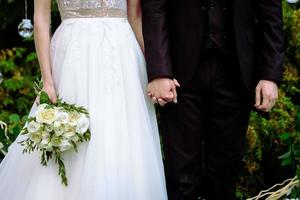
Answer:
[{"left": 0, "top": 0, "right": 168, "bottom": 199}]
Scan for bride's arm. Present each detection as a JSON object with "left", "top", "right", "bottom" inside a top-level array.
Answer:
[
  {"left": 127, "top": 0, "right": 144, "bottom": 53},
  {"left": 34, "top": 0, "right": 57, "bottom": 103}
]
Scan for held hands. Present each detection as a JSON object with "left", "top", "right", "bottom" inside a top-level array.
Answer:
[
  {"left": 147, "top": 78, "right": 180, "bottom": 106},
  {"left": 255, "top": 80, "right": 278, "bottom": 112}
]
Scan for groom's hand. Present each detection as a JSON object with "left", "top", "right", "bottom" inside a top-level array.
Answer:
[
  {"left": 147, "top": 78, "right": 178, "bottom": 106},
  {"left": 255, "top": 80, "right": 278, "bottom": 112}
]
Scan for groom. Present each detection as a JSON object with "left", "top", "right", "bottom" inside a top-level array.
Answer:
[{"left": 141, "top": 0, "right": 284, "bottom": 199}]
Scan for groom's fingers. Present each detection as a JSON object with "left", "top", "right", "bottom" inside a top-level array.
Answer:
[
  {"left": 158, "top": 98, "right": 167, "bottom": 106},
  {"left": 164, "top": 92, "right": 174, "bottom": 102},
  {"left": 173, "top": 79, "right": 181, "bottom": 88},
  {"left": 255, "top": 86, "right": 262, "bottom": 107},
  {"left": 258, "top": 94, "right": 270, "bottom": 112},
  {"left": 171, "top": 87, "right": 178, "bottom": 104}
]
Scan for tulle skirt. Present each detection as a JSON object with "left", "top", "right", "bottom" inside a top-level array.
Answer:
[{"left": 0, "top": 18, "right": 167, "bottom": 200}]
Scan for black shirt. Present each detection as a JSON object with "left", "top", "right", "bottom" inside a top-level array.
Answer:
[{"left": 202, "top": 0, "right": 235, "bottom": 54}]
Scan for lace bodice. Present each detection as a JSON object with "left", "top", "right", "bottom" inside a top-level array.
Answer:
[{"left": 57, "top": 0, "right": 127, "bottom": 20}]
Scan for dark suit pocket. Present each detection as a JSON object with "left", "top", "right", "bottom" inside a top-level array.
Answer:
[{"left": 246, "top": 30, "right": 255, "bottom": 45}]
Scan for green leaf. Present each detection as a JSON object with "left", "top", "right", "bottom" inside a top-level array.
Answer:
[
  {"left": 278, "top": 150, "right": 291, "bottom": 160},
  {"left": 281, "top": 157, "right": 292, "bottom": 166},
  {"left": 14, "top": 48, "right": 26, "bottom": 58},
  {"left": 39, "top": 91, "right": 50, "bottom": 104},
  {"left": 2, "top": 97, "right": 14, "bottom": 106},
  {"left": 278, "top": 132, "right": 290, "bottom": 140},
  {"left": 9, "top": 114, "right": 20, "bottom": 123},
  {"left": 25, "top": 52, "right": 37, "bottom": 62},
  {"left": 11, "top": 125, "right": 21, "bottom": 136}
]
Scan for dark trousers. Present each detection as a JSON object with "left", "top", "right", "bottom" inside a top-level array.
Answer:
[{"left": 160, "top": 50, "right": 251, "bottom": 200}]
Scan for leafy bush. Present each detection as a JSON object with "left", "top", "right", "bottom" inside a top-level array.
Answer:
[{"left": 0, "top": 48, "right": 40, "bottom": 160}]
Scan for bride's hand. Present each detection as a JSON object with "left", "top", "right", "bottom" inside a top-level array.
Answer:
[{"left": 36, "top": 84, "right": 58, "bottom": 105}]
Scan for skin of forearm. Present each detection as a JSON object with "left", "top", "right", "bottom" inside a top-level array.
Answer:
[
  {"left": 34, "top": 1, "right": 53, "bottom": 87},
  {"left": 128, "top": 1, "right": 145, "bottom": 52},
  {"left": 130, "top": 17, "right": 144, "bottom": 52}
]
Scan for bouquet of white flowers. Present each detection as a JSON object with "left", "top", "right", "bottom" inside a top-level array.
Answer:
[{"left": 19, "top": 87, "right": 91, "bottom": 186}]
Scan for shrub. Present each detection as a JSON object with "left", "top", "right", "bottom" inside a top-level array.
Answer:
[{"left": 0, "top": 48, "right": 40, "bottom": 160}]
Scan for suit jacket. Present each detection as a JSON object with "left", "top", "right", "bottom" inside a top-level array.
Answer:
[{"left": 141, "top": 0, "right": 284, "bottom": 90}]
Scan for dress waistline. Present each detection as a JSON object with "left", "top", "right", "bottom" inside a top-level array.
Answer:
[{"left": 60, "top": 8, "right": 127, "bottom": 20}]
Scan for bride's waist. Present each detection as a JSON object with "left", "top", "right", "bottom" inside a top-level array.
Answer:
[{"left": 60, "top": 8, "right": 127, "bottom": 20}]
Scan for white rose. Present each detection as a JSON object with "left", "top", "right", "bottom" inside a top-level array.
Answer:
[
  {"left": 36, "top": 106, "right": 58, "bottom": 125},
  {"left": 45, "top": 125, "right": 53, "bottom": 132},
  {"left": 63, "top": 131, "right": 76, "bottom": 139},
  {"left": 38, "top": 136, "right": 52, "bottom": 151},
  {"left": 29, "top": 132, "right": 42, "bottom": 144},
  {"left": 36, "top": 103, "right": 47, "bottom": 112},
  {"left": 54, "top": 125, "right": 65, "bottom": 136},
  {"left": 27, "top": 121, "right": 41, "bottom": 133},
  {"left": 59, "top": 139, "right": 72, "bottom": 152},
  {"left": 76, "top": 114, "right": 89, "bottom": 134},
  {"left": 64, "top": 124, "right": 75, "bottom": 132},
  {"left": 50, "top": 136, "right": 61, "bottom": 147},
  {"left": 35, "top": 103, "right": 47, "bottom": 120},
  {"left": 53, "top": 121, "right": 61, "bottom": 128},
  {"left": 57, "top": 111, "right": 69, "bottom": 124},
  {"left": 68, "top": 112, "right": 80, "bottom": 126},
  {"left": 42, "top": 131, "right": 51, "bottom": 139}
]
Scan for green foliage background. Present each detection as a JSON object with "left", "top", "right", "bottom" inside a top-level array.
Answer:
[{"left": 0, "top": 0, "right": 299, "bottom": 199}]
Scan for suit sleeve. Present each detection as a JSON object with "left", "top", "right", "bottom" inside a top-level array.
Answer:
[
  {"left": 141, "top": 0, "right": 173, "bottom": 82},
  {"left": 256, "top": 0, "right": 284, "bottom": 84}
]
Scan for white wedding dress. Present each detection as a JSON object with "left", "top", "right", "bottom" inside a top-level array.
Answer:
[{"left": 0, "top": 1, "right": 168, "bottom": 199}]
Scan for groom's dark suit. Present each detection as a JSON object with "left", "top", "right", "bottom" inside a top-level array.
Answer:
[
  {"left": 142, "top": 0, "right": 284, "bottom": 89},
  {"left": 142, "top": 0, "right": 284, "bottom": 199}
]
